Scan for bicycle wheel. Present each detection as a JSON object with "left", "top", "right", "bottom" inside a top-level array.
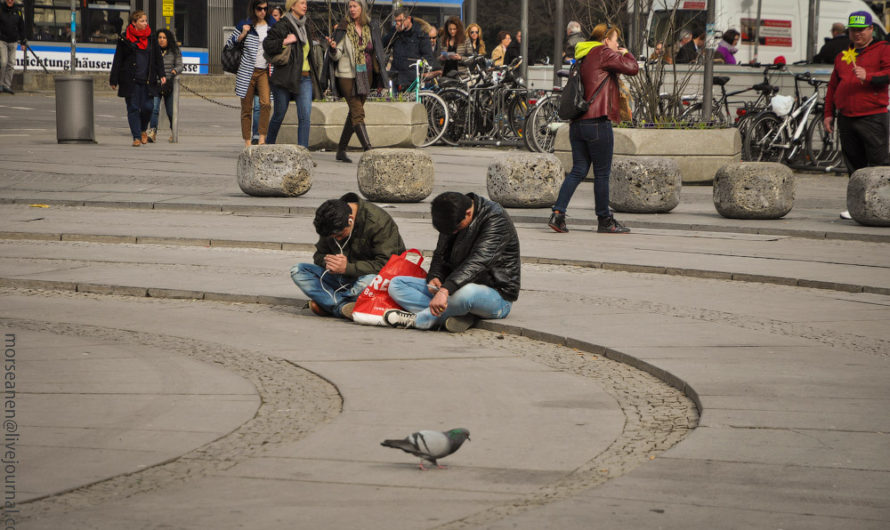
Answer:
[
  {"left": 744, "top": 112, "right": 786, "bottom": 163},
  {"left": 679, "top": 100, "right": 729, "bottom": 127},
  {"left": 417, "top": 92, "right": 449, "bottom": 147},
  {"left": 805, "top": 115, "right": 843, "bottom": 168},
  {"left": 438, "top": 88, "right": 469, "bottom": 146},
  {"left": 525, "top": 95, "right": 563, "bottom": 153},
  {"left": 506, "top": 92, "right": 530, "bottom": 139}
]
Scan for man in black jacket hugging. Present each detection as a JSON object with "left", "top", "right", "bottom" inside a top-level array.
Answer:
[{"left": 384, "top": 192, "right": 521, "bottom": 333}]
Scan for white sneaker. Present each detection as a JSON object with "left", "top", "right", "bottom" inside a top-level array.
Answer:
[
  {"left": 383, "top": 309, "right": 416, "bottom": 329},
  {"left": 840, "top": 210, "right": 852, "bottom": 220}
]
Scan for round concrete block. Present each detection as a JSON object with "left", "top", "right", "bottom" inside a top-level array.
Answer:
[
  {"left": 847, "top": 167, "right": 890, "bottom": 226},
  {"left": 486, "top": 152, "right": 564, "bottom": 208},
  {"left": 713, "top": 162, "right": 794, "bottom": 219},
  {"left": 357, "top": 148, "right": 434, "bottom": 203},
  {"left": 610, "top": 156, "right": 681, "bottom": 213},
  {"left": 237, "top": 145, "right": 314, "bottom": 197}
]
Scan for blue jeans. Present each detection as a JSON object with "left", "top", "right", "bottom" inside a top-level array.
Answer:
[
  {"left": 553, "top": 118, "right": 614, "bottom": 218},
  {"left": 267, "top": 76, "right": 313, "bottom": 146},
  {"left": 125, "top": 83, "right": 153, "bottom": 139},
  {"left": 251, "top": 95, "right": 260, "bottom": 141},
  {"left": 388, "top": 276, "right": 512, "bottom": 330},
  {"left": 150, "top": 92, "right": 174, "bottom": 130},
  {"left": 290, "top": 263, "right": 374, "bottom": 317}
]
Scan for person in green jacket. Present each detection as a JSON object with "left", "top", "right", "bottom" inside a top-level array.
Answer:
[{"left": 291, "top": 192, "right": 406, "bottom": 319}]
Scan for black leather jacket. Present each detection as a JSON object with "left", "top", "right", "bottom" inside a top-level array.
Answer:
[{"left": 427, "top": 193, "right": 521, "bottom": 302}]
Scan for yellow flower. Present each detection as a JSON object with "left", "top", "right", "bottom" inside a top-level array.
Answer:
[{"left": 841, "top": 48, "right": 858, "bottom": 65}]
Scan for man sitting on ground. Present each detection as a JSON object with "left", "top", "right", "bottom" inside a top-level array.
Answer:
[
  {"left": 291, "top": 192, "right": 405, "bottom": 319},
  {"left": 383, "top": 191, "right": 520, "bottom": 332}
]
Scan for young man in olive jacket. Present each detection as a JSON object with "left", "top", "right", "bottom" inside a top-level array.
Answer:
[
  {"left": 384, "top": 192, "right": 521, "bottom": 333},
  {"left": 291, "top": 192, "right": 405, "bottom": 319}
]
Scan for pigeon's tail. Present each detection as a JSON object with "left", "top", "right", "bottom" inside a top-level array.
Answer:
[{"left": 381, "top": 439, "right": 416, "bottom": 454}]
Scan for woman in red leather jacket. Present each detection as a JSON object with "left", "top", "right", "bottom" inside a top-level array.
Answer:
[{"left": 548, "top": 24, "right": 638, "bottom": 234}]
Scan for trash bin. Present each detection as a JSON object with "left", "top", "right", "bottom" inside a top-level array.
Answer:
[{"left": 55, "top": 74, "right": 96, "bottom": 144}]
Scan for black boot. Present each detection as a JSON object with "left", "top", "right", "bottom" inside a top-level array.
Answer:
[
  {"left": 336, "top": 119, "right": 354, "bottom": 163},
  {"left": 355, "top": 122, "right": 372, "bottom": 151}
]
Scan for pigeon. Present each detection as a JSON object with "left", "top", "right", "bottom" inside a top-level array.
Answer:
[{"left": 381, "top": 428, "right": 470, "bottom": 470}]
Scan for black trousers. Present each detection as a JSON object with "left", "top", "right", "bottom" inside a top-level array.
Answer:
[{"left": 837, "top": 112, "right": 890, "bottom": 174}]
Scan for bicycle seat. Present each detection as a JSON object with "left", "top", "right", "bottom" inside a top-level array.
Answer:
[
  {"left": 556, "top": 70, "right": 570, "bottom": 78},
  {"left": 753, "top": 82, "right": 779, "bottom": 94},
  {"left": 713, "top": 76, "right": 730, "bottom": 86},
  {"left": 808, "top": 78, "right": 828, "bottom": 87}
]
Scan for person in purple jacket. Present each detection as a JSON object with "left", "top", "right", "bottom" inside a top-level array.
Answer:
[{"left": 716, "top": 29, "right": 739, "bottom": 65}]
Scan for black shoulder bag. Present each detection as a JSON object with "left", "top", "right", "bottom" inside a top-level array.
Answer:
[{"left": 557, "top": 58, "right": 610, "bottom": 121}]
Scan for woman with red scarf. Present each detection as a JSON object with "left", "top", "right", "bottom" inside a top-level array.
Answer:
[{"left": 110, "top": 11, "right": 165, "bottom": 147}]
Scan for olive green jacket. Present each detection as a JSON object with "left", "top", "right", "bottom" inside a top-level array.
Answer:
[{"left": 312, "top": 193, "right": 406, "bottom": 279}]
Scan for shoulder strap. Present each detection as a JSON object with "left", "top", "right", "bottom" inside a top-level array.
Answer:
[{"left": 575, "top": 57, "right": 610, "bottom": 106}]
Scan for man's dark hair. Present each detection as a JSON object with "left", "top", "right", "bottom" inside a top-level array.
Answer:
[
  {"left": 314, "top": 199, "right": 351, "bottom": 236},
  {"left": 393, "top": 7, "right": 411, "bottom": 19},
  {"left": 431, "top": 192, "right": 472, "bottom": 234}
]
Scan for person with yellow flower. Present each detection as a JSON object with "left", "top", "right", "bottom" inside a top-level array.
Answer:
[{"left": 824, "top": 11, "right": 890, "bottom": 219}]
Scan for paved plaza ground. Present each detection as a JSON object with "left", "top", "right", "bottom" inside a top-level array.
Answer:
[{"left": 0, "top": 92, "right": 888, "bottom": 529}]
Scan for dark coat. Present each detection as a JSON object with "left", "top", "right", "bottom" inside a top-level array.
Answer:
[
  {"left": 674, "top": 40, "right": 700, "bottom": 64},
  {"left": 814, "top": 34, "right": 851, "bottom": 64},
  {"left": 427, "top": 193, "right": 521, "bottom": 302},
  {"left": 312, "top": 193, "right": 406, "bottom": 280},
  {"left": 109, "top": 33, "right": 165, "bottom": 98},
  {"left": 263, "top": 15, "right": 321, "bottom": 96},
  {"left": 0, "top": 3, "right": 24, "bottom": 43},
  {"left": 383, "top": 22, "right": 433, "bottom": 86},
  {"left": 323, "top": 20, "right": 389, "bottom": 97}
]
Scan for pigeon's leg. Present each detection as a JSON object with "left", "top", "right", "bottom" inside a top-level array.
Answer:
[
  {"left": 418, "top": 461, "right": 427, "bottom": 471},
  {"left": 436, "top": 464, "right": 448, "bottom": 470}
]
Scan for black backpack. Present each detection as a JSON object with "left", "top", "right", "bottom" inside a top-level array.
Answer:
[{"left": 557, "top": 57, "right": 609, "bottom": 121}]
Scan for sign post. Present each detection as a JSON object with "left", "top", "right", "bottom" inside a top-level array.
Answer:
[{"left": 163, "top": 0, "right": 175, "bottom": 30}]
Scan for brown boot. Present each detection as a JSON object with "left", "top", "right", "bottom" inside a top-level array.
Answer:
[
  {"left": 335, "top": 118, "right": 354, "bottom": 163},
  {"left": 132, "top": 139, "right": 141, "bottom": 147},
  {"left": 140, "top": 131, "right": 148, "bottom": 144}
]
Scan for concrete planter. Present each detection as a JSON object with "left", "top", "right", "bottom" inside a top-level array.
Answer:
[
  {"left": 554, "top": 126, "right": 741, "bottom": 184},
  {"left": 275, "top": 101, "right": 426, "bottom": 150}
]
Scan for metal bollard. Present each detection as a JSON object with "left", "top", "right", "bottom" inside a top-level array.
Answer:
[
  {"left": 171, "top": 76, "right": 180, "bottom": 143},
  {"left": 55, "top": 74, "right": 96, "bottom": 144}
]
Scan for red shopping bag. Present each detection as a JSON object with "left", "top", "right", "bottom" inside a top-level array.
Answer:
[{"left": 352, "top": 249, "right": 426, "bottom": 326}]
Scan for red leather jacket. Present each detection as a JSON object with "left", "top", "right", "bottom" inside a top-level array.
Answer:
[{"left": 575, "top": 42, "right": 639, "bottom": 122}]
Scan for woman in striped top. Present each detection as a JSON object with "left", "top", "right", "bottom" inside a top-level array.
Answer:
[{"left": 228, "top": 0, "right": 272, "bottom": 147}]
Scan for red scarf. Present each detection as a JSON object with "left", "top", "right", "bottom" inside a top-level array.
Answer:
[{"left": 126, "top": 23, "right": 151, "bottom": 50}]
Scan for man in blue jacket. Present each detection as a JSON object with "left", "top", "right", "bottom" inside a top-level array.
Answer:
[
  {"left": 383, "top": 8, "right": 432, "bottom": 92},
  {"left": 384, "top": 192, "right": 521, "bottom": 333}
]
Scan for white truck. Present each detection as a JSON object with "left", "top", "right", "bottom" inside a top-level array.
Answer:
[{"left": 646, "top": 0, "right": 887, "bottom": 64}]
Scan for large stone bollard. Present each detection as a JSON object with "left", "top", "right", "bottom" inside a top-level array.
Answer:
[
  {"left": 713, "top": 162, "right": 794, "bottom": 219},
  {"left": 237, "top": 145, "right": 314, "bottom": 197},
  {"left": 610, "top": 156, "right": 682, "bottom": 213},
  {"left": 486, "top": 152, "right": 564, "bottom": 208},
  {"left": 357, "top": 148, "right": 434, "bottom": 203},
  {"left": 847, "top": 167, "right": 890, "bottom": 226}
]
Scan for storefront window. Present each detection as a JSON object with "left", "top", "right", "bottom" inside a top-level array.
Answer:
[{"left": 31, "top": 1, "right": 130, "bottom": 43}]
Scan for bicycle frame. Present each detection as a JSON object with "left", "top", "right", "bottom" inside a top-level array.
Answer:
[{"left": 766, "top": 80, "right": 821, "bottom": 159}]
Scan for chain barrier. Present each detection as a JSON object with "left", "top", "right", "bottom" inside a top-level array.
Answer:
[{"left": 178, "top": 81, "right": 240, "bottom": 109}]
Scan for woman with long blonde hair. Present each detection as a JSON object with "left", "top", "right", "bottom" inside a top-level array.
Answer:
[{"left": 461, "top": 23, "right": 486, "bottom": 58}]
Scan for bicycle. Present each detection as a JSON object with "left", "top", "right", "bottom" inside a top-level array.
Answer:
[
  {"left": 403, "top": 59, "right": 450, "bottom": 148},
  {"left": 522, "top": 69, "right": 570, "bottom": 153},
  {"left": 743, "top": 72, "right": 842, "bottom": 169},
  {"left": 679, "top": 63, "right": 784, "bottom": 129}
]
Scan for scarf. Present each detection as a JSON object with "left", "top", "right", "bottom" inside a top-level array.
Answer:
[
  {"left": 126, "top": 23, "right": 151, "bottom": 50},
  {"left": 347, "top": 22, "right": 371, "bottom": 66},
  {"left": 286, "top": 12, "right": 307, "bottom": 45}
]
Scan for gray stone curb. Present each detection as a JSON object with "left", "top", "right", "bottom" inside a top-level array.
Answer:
[
  {"left": 3, "top": 197, "right": 888, "bottom": 244},
  {"left": 2, "top": 231, "right": 886, "bottom": 295}
]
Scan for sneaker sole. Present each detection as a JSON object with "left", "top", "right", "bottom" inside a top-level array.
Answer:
[
  {"left": 444, "top": 315, "right": 476, "bottom": 333},
  {"left": 340, "top": 302, "right": 355, "bottom": 320}
]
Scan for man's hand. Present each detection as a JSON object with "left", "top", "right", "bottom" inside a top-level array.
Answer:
[
  {"left": 324, "top": 254, "right": 348, "bottom": 274},
  {"left": 854, "top": 65, "right": 867, "bottom": 82},
  {"left": 429, "top": 287, "right": 449, "bottom": 317},
  {"left": 823, "top": 116, "right": 833, "bottom": 134},
  {"left": 427, "top": 277, "right": 442, "bottom": 295},
  {"left": 283, "top": 34, "right": 297, "bottom": 45}
]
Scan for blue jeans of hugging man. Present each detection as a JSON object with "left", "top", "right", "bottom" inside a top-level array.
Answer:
[
  {"left": 290, "top": 263, "right": 374, "bottom": 317},
  {"left": 387, "top": 276, "right": 512, "bottom": 330}
]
